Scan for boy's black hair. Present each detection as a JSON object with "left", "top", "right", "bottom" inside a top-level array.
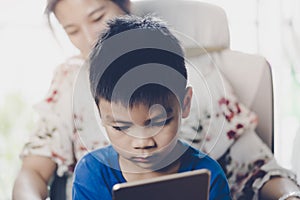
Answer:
[{"left": 89, "top": 15, "right": 187, "bottom": 108}]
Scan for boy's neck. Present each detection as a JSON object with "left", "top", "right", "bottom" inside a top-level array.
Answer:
[{"left": 121, "top": 158, "right": 181, "bottom": 182}]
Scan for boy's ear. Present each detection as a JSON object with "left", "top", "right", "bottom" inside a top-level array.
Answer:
[{"left": 182, "top": 87, "right": 193, "bottom": 118}]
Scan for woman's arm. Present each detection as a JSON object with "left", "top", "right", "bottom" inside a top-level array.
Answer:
[
  {"left": 219, "top": 130, "right": 299, "bottom": 199},
  {"left": 12, "top": 58, "right": 83, "bottom": 200},
  {"left": 12, "top": 155, "right": 57, "bottom": 200},
  {"left": 260, "top": 177, "right": 300, "bottom": 200}
]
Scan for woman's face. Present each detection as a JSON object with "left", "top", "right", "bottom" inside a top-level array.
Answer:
[{"left": 54, "top": 0, "right": 125, "bottom": 58}]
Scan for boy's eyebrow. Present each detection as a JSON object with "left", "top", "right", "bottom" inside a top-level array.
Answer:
[
  {"left": 105, "top": 108, "right": 174, "bottom": 125},
  {"left": 148, "top": 108, "right": 173, "bottom": 122},
  {"left": 105, "top": 116, "right": 133, "bottom": 125},
  {"left": 112, "top": 120, "right": 133, "bottom": 125}
]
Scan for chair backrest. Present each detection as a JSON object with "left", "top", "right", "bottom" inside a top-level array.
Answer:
[{"left": 132, "top": 0, "right": 274, "bottom": 150}]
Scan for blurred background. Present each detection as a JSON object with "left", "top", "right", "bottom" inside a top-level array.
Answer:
[{"left": 0, "top": 0, "right": 299, "bottom": 199}]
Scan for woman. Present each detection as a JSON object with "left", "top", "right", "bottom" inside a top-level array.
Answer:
[
  {"left": 12, "top": 1, "right": 129, "bottom": 199},
  {"left": 12, "top": 0, "right": 300, "bottom": 199}
]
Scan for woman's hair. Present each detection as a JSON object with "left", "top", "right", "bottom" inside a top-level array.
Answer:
[
  {"left": 45, "top": 0, "right": 130, "bottom": 15},
  {"left": 45, "top": 0, "right": 130, "bottom": 30}
]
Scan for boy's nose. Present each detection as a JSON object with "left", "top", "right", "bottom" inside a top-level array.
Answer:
[{"left": 132, "top": 137, "right": 156, "bottom": 150}]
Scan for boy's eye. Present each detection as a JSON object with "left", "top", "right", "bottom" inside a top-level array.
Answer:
[
  {"left": 112, "top": 126, "right": 130, "bottom": 131},
  {"left": 151, "top": 117, "right": 173, "bottom": 127}
]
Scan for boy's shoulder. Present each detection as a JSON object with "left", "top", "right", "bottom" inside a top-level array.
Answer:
[
  {"left": 75, "top": 145, "right": 117, "bottom": 171},
  {"left": 180, "top": 141, "right": 209, "bottom": 160},
  {"left": 180, "top": 141, "right": 223, "bottom": 173}
]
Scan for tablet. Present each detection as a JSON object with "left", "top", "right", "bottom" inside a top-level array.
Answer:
[{"left": 112, "top": 169, "right": 210, "bottom": 200}]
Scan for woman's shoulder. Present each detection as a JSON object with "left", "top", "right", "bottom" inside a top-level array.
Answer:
[
  {"left": 64, "top": 55, "right": 85, "bottom": 66},
  {"left": 54, "top": 55, "right": 86, "bottom": 77},
  {"left": 48, "top": 55, "right": 87, "bottom": 90}
]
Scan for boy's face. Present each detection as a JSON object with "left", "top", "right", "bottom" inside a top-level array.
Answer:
[{"left": 98, "top": 88, "right": 192, "bottom": 172}]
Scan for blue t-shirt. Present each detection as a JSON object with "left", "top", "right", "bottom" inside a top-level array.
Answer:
[{"left": 73, "top": 141, "right": 231, "bottom": 200}]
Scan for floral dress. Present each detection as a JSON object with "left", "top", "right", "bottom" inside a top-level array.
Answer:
[{"left": 21, "top": 56, "right": 297, "bottom": 200}]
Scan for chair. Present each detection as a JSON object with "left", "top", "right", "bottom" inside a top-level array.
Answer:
[
  {"left": 132, "top": 0, "right": 274, "bottom": 151},
  {"left": 49, "top": 173, "right": 67, "bottom": 199},
  {"left": 50, "top": 1, "right": 274, "bottom": 199}
]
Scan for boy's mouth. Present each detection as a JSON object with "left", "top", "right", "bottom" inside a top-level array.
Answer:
[{"left": 131, "top": 155, "right": 156, "bottom": 163}]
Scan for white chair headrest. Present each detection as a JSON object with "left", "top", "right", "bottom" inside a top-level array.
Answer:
[{"left": 131, "top": 0, "right": 230, "bottom": 51}]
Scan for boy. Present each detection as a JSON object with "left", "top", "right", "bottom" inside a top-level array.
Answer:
[{"left": 73, "top": 15, "right": 231, "bottom": 200}]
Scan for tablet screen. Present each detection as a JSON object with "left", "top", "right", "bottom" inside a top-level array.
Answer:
[{"left": 112, "top": 169, "right": 210, "bottom": 200}]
